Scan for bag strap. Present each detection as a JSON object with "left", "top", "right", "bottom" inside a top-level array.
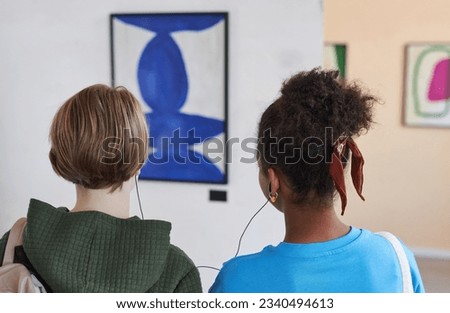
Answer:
[
  {"left": 377, "top": 231, "right": 414, "bottom": 293},
  {"left": 2, "top": 217, "right": 27, "bottom": 266}
]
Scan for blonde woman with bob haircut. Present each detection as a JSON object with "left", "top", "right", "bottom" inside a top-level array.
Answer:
[{"left": 0, "top": 84, "right": 202, "bottom": 292}]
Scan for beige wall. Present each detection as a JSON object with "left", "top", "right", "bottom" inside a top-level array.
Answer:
[{"left": 325, "top": 0, "right": 450, "bottom": 250}]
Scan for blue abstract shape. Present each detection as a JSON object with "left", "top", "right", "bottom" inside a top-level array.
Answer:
[
  {"left": 141, "top": 150, "right": 224, "bottom": 183},
  {"left": 147, "top": 113, "right": 224, "bottom": 147},
  {"left": 116, "top": 14, "right": 225, "bottom": 33},
  {"left": 116, "top": 14, "right": 226, "bottom": 183},
  {"left": 138, "top": 34, "right": 188, "bottom": 112}
]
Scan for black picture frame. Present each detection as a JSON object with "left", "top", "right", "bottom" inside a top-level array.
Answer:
[{"left": 110, "top": 12, "right": 229, "bottom": 184}]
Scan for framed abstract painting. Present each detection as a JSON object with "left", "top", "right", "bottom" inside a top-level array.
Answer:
[
  {"left": 404, "top": 43, "right": 450, "bottom": 128},
  {"left": 324, "top": 43, "right": 346, "bottom": 78},
  {"left": 110, "top": 12, "right": 228, "bottom": 183}
]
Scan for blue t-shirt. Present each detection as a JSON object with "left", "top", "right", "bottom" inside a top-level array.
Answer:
[{"left": 209, "top": 227, "right": 425, "bottom": 293}]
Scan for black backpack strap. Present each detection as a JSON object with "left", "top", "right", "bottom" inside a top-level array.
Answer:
[
  {"left": 14, "top": 245, "right": 53, "bottom": 292},
  {"left": 2, "top": 218, "right": 27, "bottom": 265},
  {"left": 4, "top": 217, "right": 53, "bottom": 292}
]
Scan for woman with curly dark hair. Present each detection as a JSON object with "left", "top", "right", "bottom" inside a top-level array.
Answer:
[{"left": 210, "top": 68, "right": 424, "bottom": 293}]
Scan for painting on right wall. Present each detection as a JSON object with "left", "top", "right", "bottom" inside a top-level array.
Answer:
[
  {"left": 404, "top": 44, "right": 450, "bottom": 128},
  {"left": 324, "top": 43, "right": 346, "bottom": 78}
]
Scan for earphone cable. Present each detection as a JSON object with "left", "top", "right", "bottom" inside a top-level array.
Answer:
[
  {"left": 234, "top": 198, "right": 269, "bottom": 258},
  {"left": 196, "top": 265, "right": 220, "bottom": 271},
  {"left": 135, "top": 175, "right": 144, "bottom": 219},
  {"left": 197, "top": 198, "right": 269, "bottom": 272}
]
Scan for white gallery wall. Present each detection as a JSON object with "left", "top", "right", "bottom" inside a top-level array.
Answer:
[{"left": 0, "top": 0, "right": 322, "bottom": 290}]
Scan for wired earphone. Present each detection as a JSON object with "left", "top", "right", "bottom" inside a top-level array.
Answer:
[
  {"left": 134, "top": 174, "right": 272, "bottom": 272},
  {"left": 196, "top": 197, "right": 270, "bottom": 272},
  {"left": 134, "top": 174, "right": 144, "bottom": 220}
]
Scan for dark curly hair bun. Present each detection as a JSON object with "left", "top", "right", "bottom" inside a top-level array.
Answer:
[
  {"left": 280, "top": 68, "right": 375, "bottom": 138},
  {"left": 257, "top": 68, "right": 378, "bottom": 205}
]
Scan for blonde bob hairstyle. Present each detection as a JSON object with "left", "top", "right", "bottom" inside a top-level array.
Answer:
[{"left": 49, "top": 84, "right": 149, "bottom": 191}]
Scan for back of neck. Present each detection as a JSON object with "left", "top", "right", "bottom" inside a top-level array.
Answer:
[
  {"left": 71, "top": 185, "right": 131, "bottom": 219},
  {"left": 283, "top": 205, "right": 349, "bottom": 243}
]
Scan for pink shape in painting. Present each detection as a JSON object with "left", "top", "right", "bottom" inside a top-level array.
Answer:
[{"left": 428, "top": 58, "right": 450, "bottom": 101}]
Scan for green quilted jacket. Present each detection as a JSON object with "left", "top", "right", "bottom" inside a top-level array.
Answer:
[{"left": 0, "top": 199, "right": 202, "bottom": 292}]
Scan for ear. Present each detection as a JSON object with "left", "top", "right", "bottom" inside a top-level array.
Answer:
[{"left": 267, "top": 167, "right": 280, "bottom": 194}]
